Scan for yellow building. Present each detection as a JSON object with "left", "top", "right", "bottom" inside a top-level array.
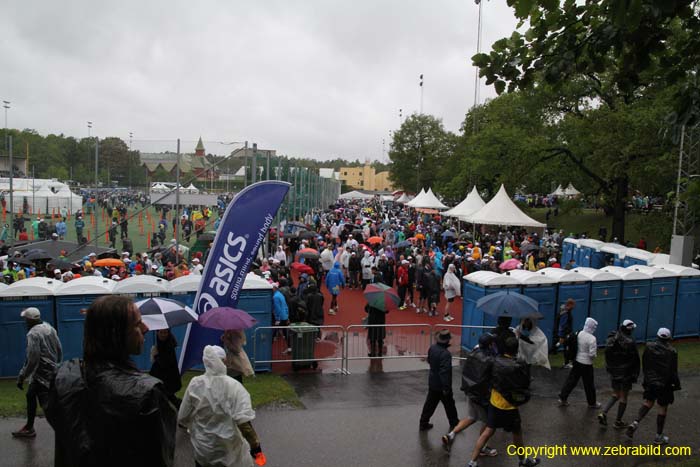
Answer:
[{"left": 339, "top": 163, "right": 393, "bottom": 191}]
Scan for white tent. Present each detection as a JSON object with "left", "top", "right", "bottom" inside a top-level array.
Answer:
[
  {"left": 443, "top": 186, "right": 486, "bottom": 218},
  {"left": 339, "top": 190, "right": 374, "bottom": 200},
  {"left": 549, "top": 184, "right": 566, "bottom": 197},
  {"left": 48, "top": 185, "right": 83, "bottom": 215},
  {"left": 412, "top": 188, "right": 447, "bottom": 210},
  {"left": 563, "top": 182, "right": 581, "bottom": 196},
  {"left": 395, "top": 192, "right": 411, "bottom": 204},
  {"left": 465, "top": 184, "right": 546, "bottom": 228},
  {"left": 405, "top": 188, "right": 427, "bottom": 207},
  {"left": 186, "top": 183, "right": 199, "bottom": 193}
]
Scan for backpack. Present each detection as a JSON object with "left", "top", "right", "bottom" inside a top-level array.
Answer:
[{"left": 564, "top": 331, "right": 579, "bottom": 362}]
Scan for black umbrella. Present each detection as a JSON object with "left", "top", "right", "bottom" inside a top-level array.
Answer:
[
  {"left": 298, "top": 230, "right": 318, "bottom": 239},
  {"left": 24, "top": 250, "right": 53, "bottom": 261},
  {"left": 520, "top": 243, "right": 540, "bottom": 256},
  {"left": 11, "top": 257, "right": 33, "bottom": 266},
  {"left": 48, "top": 259, "right": 75, "bottom": 270}
]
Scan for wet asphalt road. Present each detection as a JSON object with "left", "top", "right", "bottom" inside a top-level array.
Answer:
[{"left": 2, "top": 367, "right": 699, "bottom": 467}]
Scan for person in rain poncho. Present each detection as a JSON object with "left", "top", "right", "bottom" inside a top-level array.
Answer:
[
  {"left": 274, "top": 245, "right": 287, "bottom": 264},
  {"left": 515, "top": 318, "right": 550, "bottom": 370},
  {"left": 178, "top": 345, "right": 264, "bottom": 467},
  {"left": 441, "top": 264, "right": 461, "bottom": 322},
  {"left": 360, "top": 250, "right": 374, "bottom": 290}
]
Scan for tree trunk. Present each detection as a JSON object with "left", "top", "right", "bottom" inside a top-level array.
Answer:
[{"left": 611, "top": 175, "right": 628, "bottom": 242}]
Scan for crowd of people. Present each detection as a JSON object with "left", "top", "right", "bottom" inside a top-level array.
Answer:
[{"left": 5, "top": 193, "right": 688, "bottom": 466}]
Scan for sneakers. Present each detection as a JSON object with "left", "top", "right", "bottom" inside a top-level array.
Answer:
[
  {"left": 588, "top": 402, "right": 602, "bottom": 409},
  {"left": 562, "top": 363, "right": 573, "bottom": 369},
  {"left": 613, "top": 420, "right": 627, "bottom": 429},
  {"left": 11, "top": 425, "right": 36, "bottom": 438},
  {"left": 441, "top": 433, "right": 454, "bottom": 452},
  {"left": 597, "top": 412, "right": 607, "bottom": 426},
  {"left": 328, "top": 309, "right": 336, "bottom": 315},
  {"left": 399, "top": 305, "right": 407, "bottom": 310},
  {"left": 625, "top": 421, "right": 638, "bottom": 439},
  {"left": 653, "top": 434, "right": 669, "bottom": 445},
  {"left": 282, "top": 348, "right": 292, "bottom": 355},
  {"left": 419, "top": 423, "right": 434, "bottom": 431},
  {"left": 467, "top": 461, "right": 478, "bottom": 467},
  {"left": 480, "top": 446, "right": 498, "bottom": 457},
  {"left": 557, "top": 398, "right": 569, "bottom": 407},
  {"left": 519, "top": 458, "right": 540, "bottom": 467}
]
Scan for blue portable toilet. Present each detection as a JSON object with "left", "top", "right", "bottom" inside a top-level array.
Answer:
[
  {"left": 578, "top": 239, "right": 605, "bottom": 269},
  {"left": 507, "top": 270, "right": 559, "bottom": 344},
  {"left": 461, "top": 271, "right": 520, "bottom": 350},
  {"left": 602, "top": 266, "right": 651, "bottom": 342},
  {"left": 573, "top": 267, "right": 621, "bottom": 344},
  {"left": 631, "top": 265, "right": 678, "bottom": 341},
  {"left": 654, "top": 264, "right": 700, "bottom": 338},
  {"left": 0, "top": 278, "right": 61, "bottom": 377},
  {"left": 55, "top": 277, "right": 117, "bottom": 361},
  {"left": 113, "top": 275, "right": 171, "bottom": 371},
  {"left": 600, "top": 243, "right": 627, "bottom": 267},
  {"left": 623, "top": 248, "right": 654, "bottom": 268},
  {"left": 540, "top": 267, "right": 591, "bottom": 334},
  {"left": 562, "top": 238, "right": 578, "bottom": 264},
  {"left": 168, "top": 273, "right": 274, "bottom": 372}
]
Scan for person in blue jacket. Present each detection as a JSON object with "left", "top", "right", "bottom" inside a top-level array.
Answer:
[
  {"left": 272, "top": 283, "right": 291, "bottom": 353},
  {"left": 325, "top": 262, "right": 345, "bottom": 315}
]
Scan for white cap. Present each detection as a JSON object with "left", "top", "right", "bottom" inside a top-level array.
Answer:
[
  {"left": 21, "top": 307, "right": 41, "bottom": 320},
  {"left": 111, "top": 274, "right": 121, "bottom": 280},
  {"left": 142, "top": 253, "right": 148, "bottom": 257},
  {"left": 121, "top": 252, "right": 130, "bottom": 257},
  {"left": 622, "top": 319, "right": 636, "bottom": 329},
  {"left": 192, "top": 258, "right": 200, "bottom": 263},
  {"left": 151, "top": 264, "right": 158, "bottom": 270},
  {"left": 657, "top": 327, "right": 672, "bottom": 339},
  {"left": 54, "top": 269, "right": 61, "bottom": 274},
  {"left": 88, "top": 252, "right": 97, "bottom": 257}
]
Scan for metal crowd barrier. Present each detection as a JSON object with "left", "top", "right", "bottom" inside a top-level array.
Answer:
[
  {"left": 253, "top": 325, "right": 346, "bottom": 372},
  {"left": 252, "top": 323, "right": 498, "bottom": 374}
]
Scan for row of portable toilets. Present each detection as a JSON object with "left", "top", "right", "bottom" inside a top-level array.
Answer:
[
  {"left": 560, "top": 238, "right": 678, "bottom": 269},
  {"left": 0, "top": 274, "right": 274, "bottom": 378},
  {"left": 461, "top": 264, "right": 700, "bottom": 351}
]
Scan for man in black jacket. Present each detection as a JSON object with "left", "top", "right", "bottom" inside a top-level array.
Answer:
[
  {"left": 492, "top": 316, "right": 516, "bottom": 356},
  {"left": 419, "top": 330, "right": 460, "bottom": 432},
  {"left": 466, "top": 337, "right": 539, "bottom": 467},
  {"left": 598, "top": 319, "right": 640, "bottom": 428},
  {"left": 441, "top": 333, "right": 498, "bottom": 456},
  {"left": 626, "top": 328, "right": 681, "bottom": 445}
]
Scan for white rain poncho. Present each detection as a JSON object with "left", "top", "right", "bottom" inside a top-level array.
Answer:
[
  {"left": 178, "top": 345, "right": 256, "bottom": 467},
  {"left": 516, "top": 322, "right": 551, "bottom": 370}
]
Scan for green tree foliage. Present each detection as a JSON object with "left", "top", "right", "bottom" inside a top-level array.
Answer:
[
  {"left": 468, "top": 0, "right": 697, "bottom": 239},
  {"left": 388, "top": 114, "right": 456, "bottom": 192}
]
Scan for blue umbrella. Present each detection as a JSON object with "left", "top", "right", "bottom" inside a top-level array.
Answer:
[
  {"left": 395, "top": 240, "right": 411, "bottom": 249},
  {"left": 476, "top": 291, "right": 542, "bottom": 319}
]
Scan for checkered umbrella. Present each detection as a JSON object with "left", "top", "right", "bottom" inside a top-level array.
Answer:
[{"left": 135, "top": 297, "right": 198, "bottom": 330}]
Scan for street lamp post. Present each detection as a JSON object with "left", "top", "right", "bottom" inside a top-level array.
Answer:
[
  {"left": 3, "top": 100, "right": 9, "bottom": 153},
  {"left": 129, "top": 132, "right": 133, "bottom": 189}
]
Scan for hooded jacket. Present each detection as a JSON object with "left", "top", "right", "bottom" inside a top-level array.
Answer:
[
  {"left": 361, "top": 251, "right": 374, "bottom": 280},
  {"left": 178, "top": 346, "right": 255, "bottom": 467},
  {"left": 324, "top": 262, "right": 345, "bottom": 295},
  {"left": 605, "top": 328, "right": 640, "bottom": 384},
  {"left": 576, "top": 317, "right": 598, "bottom": 365},
  {"left": 427, "top": 341, "right": 453, "bottom": 392}
]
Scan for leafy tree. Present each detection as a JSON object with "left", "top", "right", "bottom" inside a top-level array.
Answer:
[
  {"left": 471, "top": 0, "right": 696, "bottom": 239},
  {"left": 388, "top": 114, "right": 456, "bottom": 192}
]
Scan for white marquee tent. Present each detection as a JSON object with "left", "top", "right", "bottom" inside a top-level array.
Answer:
[
  {"left": 395, "top": 192, "right": 411, "bottom": 204},
  {"left": 465, "top": 184, "right": 546, "bottom": 228},
  {"left": 443, "top": 186, "right": 486, "bottom": 219},
  {"left": 549, "top": 184, "right": 566, "bottom": 197},
  {"left": 563, "top": 183, "right": 581, "bottom": 196},
  {"left": 405, "top": 189, "right": 426, "bottom": 207},
  {"left": 414, "top": 188, "right": 448, "bottom": 210},
  {"left": 339, "top": 190, "right": 374, "bottom": 200}
]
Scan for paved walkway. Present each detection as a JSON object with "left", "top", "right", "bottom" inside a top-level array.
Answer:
[{"left": 2, "top": 367, "right": 699, "bottom": 466}]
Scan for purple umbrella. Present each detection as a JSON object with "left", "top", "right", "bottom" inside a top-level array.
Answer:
[{"left": 198, "top": 307, "right": 258, "bottom": 331}]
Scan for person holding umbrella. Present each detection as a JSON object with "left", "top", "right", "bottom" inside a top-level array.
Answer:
[
  {"left": 149, "top": 329, "right": 182, "bottom": 408},
  {"left": 363, "top": 283, "right": 398, "bottom": 357}
]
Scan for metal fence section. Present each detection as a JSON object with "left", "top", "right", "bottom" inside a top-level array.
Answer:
[
  {"left": 251, "top": 323, "right": 501, "bottom": 375},
  {"left": 252, "top": 325, "right": 345, "bottom": 372},
  {"left": 344, "top": 323, "right": 433, "bottom": 372}
]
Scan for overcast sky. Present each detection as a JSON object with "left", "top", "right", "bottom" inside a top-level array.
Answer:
[{"left": 1, "top": 1, "right": 519, "bottom": 161}]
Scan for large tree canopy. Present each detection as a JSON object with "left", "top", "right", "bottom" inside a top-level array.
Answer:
[{"left": 466, "top": 0, "right": 697, "bottom": 240}]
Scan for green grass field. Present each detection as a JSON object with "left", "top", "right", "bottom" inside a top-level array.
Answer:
[{"left": 0, "top": 371, "right": 300, "bottom": 418}]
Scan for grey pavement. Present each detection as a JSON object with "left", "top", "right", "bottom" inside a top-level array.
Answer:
[{"left": 2, "top": 367, "right": 699, "bottom": 467}]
